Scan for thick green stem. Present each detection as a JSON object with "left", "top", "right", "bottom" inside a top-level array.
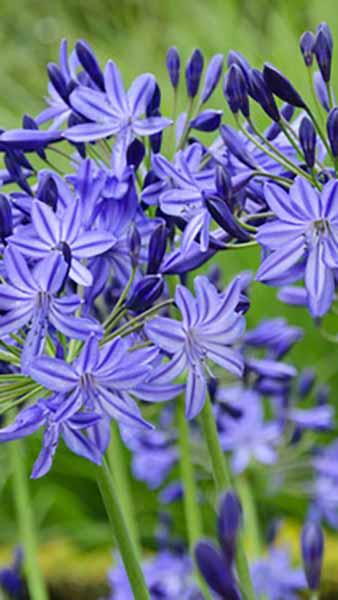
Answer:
[
  {"left": 10, "top": 440, "right": 49, "bottom": 600},
  {"left": 310, "top": 591, "right": 319, "bottom": 600},
  {"left": 96, "top": 458, "right": 150, "bottom": 600},
  {"left": 236, "top": 475, "right": 262, "bottom": 560},
  {"left": 200, "top": 397, "right": 256, "bottom": 600},
  {"left": 106, "top": 422, "right": 140, "bottom": 554},
  {"left": 177, "top": 402, "right": 213, "bottom": 600}
]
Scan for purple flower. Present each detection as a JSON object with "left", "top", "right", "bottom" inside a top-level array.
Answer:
[
  {"left": 29, "top": 334, "right": 156, "bottom": 429},
  {"left": 9, "top": 199, "right": 115, "bottom": 286},
  {"left": 145, "top": 275, "right": 245, "bottom": 419},
  {"left": 217, "top": 386, "right": 281, "bottom": 473},
  {"left": 0, "top": 246, "right": 101, "bottom": 371},
  {"left": 0, "top": 397, "right": 103, "bottom": 478},
  {"left": 256, "top": 177, "right": 338, "bottom": 317},
  {"left": 64, "top": 61, "right": 172, "bottom": 166},
  {"left": 251, "top": 547, "right": 306, "bottom": 600}
]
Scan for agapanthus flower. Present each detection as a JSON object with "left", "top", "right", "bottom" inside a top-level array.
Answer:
[
  {"left": 64, "top": 61, "right": 172, "bottom": 171},
  {"left": 216, "top": 386, "right": 281, "bottom": 473},
  {"left": 251, "top": 547, "right": 306, "bottom": 600},
  {"left": 145, "top": 275, "right": 245, "bottom": 419},
  {"left": 256, "top": 177, "right": 338, "bottom": 317},
  {"left": 9, "top": 198, "right": 115, "bottom": 286},
  {"left": 28, "top": 334, "right": 157, "bottom": 429},
  {"left": 0, "top": 246, "right": 101, "bottom": 371}
]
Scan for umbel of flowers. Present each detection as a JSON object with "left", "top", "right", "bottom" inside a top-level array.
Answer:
[{"left": 0, "top": 19, "right": 335, "bottom": 600}]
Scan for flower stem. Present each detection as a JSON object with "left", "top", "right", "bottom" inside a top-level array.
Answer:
[
  {"left": 10, "top": 439, "right": 49, "bottom": 600},
  {"left": 96, "top": 458, "right": 150, "bottom": 600},
  {"left": 200, "top": 397, "right": 256, "bottom": 600},
  {"left": 177, "top": 401, "right": 213, "bottom": 600},
  {"left": 106, "top": 422, "right": 140, "bottom": 554},
  {"left": 236, "top": 475, "right": 262, "bottom": 559}
]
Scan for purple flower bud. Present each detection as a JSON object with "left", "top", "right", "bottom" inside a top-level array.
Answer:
[
  {"left": 224, "top": 64, "right": 250, "bottom": 118},
  {"left": 75, "top": 39, "right": 105, "bottom": 91},
  {"left": 201, "top": 54, "right": 224, "bottom": 103},
  {"left": 127, "top": 138, "right": 145, "bottom": 169},
  {"left": 316, "top": 384, "right": 329, "bottom": 405},
  {"left": 190, "top": 109, "right": 223, "bottom": 132},
  {"left": 266, "top": 103, "right": 295, "bottom": 141},
  {"left": 195, "top": 541, "right": 241, "bottom": 600},
  {"left": 277, "top": 285, "right": 308, "bottom": 307},
  {"left": 227, "top": 50, "right": 251, "bottom": 87},
  {"left": 0, "top": 195, "right": 12, "bottom": 242},
  {"left": 313, "top": 71, "right": 329, "bottom": 112},
  {"left": 313, "top": 23, "right": 333, "bottom": 82},
  {"left": 37, "top": 175, "right": 58, "bottom": 211},
  {"left": 47, "top": 62, "right": 69, "bottom": 104},
  {"left": 147, "top": 222, "right": 167, "bottom": 274},
  {"left": 206, "top": 195, "right": 251, "bottom": 242},
  {"left": 0, "top": 129, "right": 61, "bottom": 152},
  {"left": 218, "top": 491, "right": 242, "bottom": 565},
  {"left": 4, "top": 152, "right": 31, "bottom": 196},
  {"left": 128, "top": 225, "right": 141, "bottom": 268},
  {"left": 301, "top": 521, "right": 324, "bottom": 590},
  {"left": 185, "top": 49, "right": 204, "bottom": 98},
  {"left": 126, "top": 275, "right": 164, "bottom": 312},
  {"left": 298, "top": 368, "right": 316, "bottom": 397},
  {"left": 263, "top": 63, "right": 306, "bottom": 109},
  {"left": 147, "top": 84, "right": 161, "bottom": 116},
  {"left": 327, "top": 108, "right": 338, "bottom": 156},
  {"left": 300, "top": 31, "right": 315, "bottom": 66},
  {"left": 166, "top": 47, "right": 180, "bottom": 89},
  {"left": 220, "top": 124, "right": 257, "bottom": 169},
  {"left": 299, "top": 116, "right": 316, "bottom": 168},
  {"left": 249, "top": 69, "right": 280, "bottom": 122},
  {"left": 216, "top": 166, "right": 232, "bottom": 203},
  {"left": 22, "top": 114, "right": 46, "bottom": 160}
]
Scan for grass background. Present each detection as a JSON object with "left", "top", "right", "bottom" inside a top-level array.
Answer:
[{"left": 0, "top": 0, "right": 338, "bottom": 596}]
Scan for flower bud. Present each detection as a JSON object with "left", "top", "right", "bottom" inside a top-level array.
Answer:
[
  {"left": 316, "top": 384, "right": 329, "bottom": 405},
  {"left": 147, "top": 222, "right": 167, "bottom": 274},
  {"left": 201, "top": 54, "right": 224, "bottom": 103},
  {"left": 227, "top": 50, "right": 251, "bottom": 87},
  {"left": 190, "top": 109, "right": 222, "bottom": 132},
  {"left": 127, "top": 138, "right": 145, "bottom": 169},
  {"left": 195, "top": 541, "right": 241, "bottom": 600},
  {"left": 263, "top": 63, "right": 307, "bottom": 108},
  {"left": 266, "top": 103, "right": 295, "bottom": 141},
  {"left": 298, "top": 368, "right": 316, "bottom": 397},
  {"left": 206, "top": 195, "right": 250, "bottom": 242},
  {"left": 301, "top": 521, "right": 324, "bottom": 590},
  {"left": 166, "top": 47, "right": 180, "bottom": 89},
  {"left": 216, "top": 166, "right": 232, "bottom": 203},
  {"left": 37, "top": 175, "right": 58, "bottom": 212},
  {"left": 314, "top": 71, "right": 330, "bottom": 111},
  {"left": 220, "top": 124, "right": 257, "bottom": 169},
  {"left": 300, "top": 31, "right": 315, "bottom": 66},
  {"left": 126, "top": 275, "right": 164, "bottom": 312},
  {"left": 76, "top": 40, "right": 105, "bottom": 91},
  {"left": 224, "top": 64, "right": 250, "bottom": 118},
  {"left": 128, "top": 225, "right": 141, "bottom": 268},
  {"left": 299, "top": 116, "right": 316, "bottom": 168},
  {"left": 313, "top": 23, "right": 333, "bottom": 83},
  {"left": 0, "top": 195, "right": 12, "bottom": 243},
  {"left": 47, "top": 63, "right": 69, "bottom": 104},
  {"left": 185, "top": 49, "right": 204, "bottom": 98},
  {"left": 249, "top": 68, "right": 280, "bottom": 122},
  {"left": 327, "top": 108, "right": 338, "bottom": 156},
  {"left": 217, "top": 491, "right": 242, "bottom": 565}
]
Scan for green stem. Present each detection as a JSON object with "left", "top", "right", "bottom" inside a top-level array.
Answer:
[
  {"left": 96, "top": 458, "right": 150, "bottom": 600},
  {"left": 10, "top": 440, "right": 49, "bottom": 600},
  {"left": 309, "top": 591, "right": 319, "bottom": 600},
  {"left": 200, "top": 397, "right": 256, "bottom": 600},
  {"left": 177, "top": 402, "right": 213, "bottom": 600},
  {"left": 106, "top": 422, "right": 140, "bottom": 554},
  {"left": 102, "top": 299, "right": 174, "bottom": 343},
  {"left": 103, "top": 267, "right": 136, "bottom": 333},
  {"left": 236, "top": 475, "right": 262, "bottom": 559}
]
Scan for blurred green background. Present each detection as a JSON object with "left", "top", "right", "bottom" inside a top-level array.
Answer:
[{"left": 1, "top": 0, "right": 338, "bottom": 597}]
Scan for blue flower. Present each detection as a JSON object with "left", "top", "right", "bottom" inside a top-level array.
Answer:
[
  {"left": 9, "top": 198, "right": 115, "bottom": 286},
  {"left": 216, "top": 385, "right": 281, "bottom": 473},
  {"left": 0, "top": 246, "right": 101, "bottom": 371},
  {"left": 251, "top": 547, "right": 306, "bottom": 600},
  {"left": 145, "top": 275, "right": 245, "bottom": 419},
  {"left": 256, "top": 177, "right": 338, "bottom": 316},
  {"left": 29, "top": 334, "right": 156, "bottom": 429}
]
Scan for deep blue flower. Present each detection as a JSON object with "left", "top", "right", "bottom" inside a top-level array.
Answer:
[
  {"left": 251, "top": 547, "right": 306, "bottom": 600},
  {"left": 301, "top": 520, "right": 324, "bottom": 590},
  {"left": 145, "top": 275, "right": 245, "bottom": 419},
  {"left": 256, "top": 177, "right": 338, "bottom": 317}
]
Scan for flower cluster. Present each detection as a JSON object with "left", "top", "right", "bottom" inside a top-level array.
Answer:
[{"left": 0, "top": 18, "right": 336, "bottom": 600}]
